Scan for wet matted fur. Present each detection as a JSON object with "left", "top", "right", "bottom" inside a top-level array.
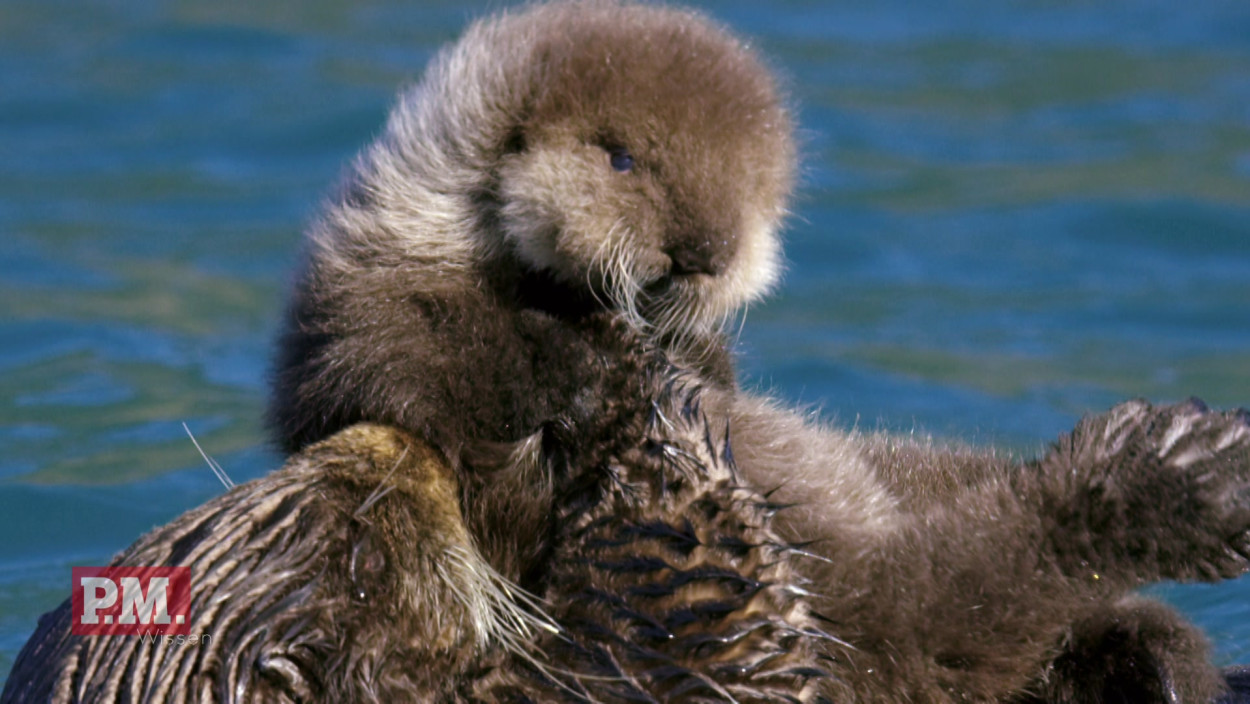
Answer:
[
  {"left": 1, "top": 425, "right": 552, "bottom": 702},
  {"left": 468, "top": 375, "right": 830, "bottom": 702},
  {"left": 2, "top": 370, "right": 833, "bottom": 703}
]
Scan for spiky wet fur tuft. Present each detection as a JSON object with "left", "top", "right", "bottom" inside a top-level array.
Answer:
[{"left": 466, "top": 372, "right": 832, "bottom": 702}]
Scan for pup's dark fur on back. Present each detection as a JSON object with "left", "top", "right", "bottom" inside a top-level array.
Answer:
[{"left": 267, "top": 1, "right": 1250, "bottom": 701}]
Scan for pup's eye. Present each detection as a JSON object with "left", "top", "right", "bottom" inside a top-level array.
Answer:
[{"left": 608, "top": 148, "right": 634, "bottom": 173}]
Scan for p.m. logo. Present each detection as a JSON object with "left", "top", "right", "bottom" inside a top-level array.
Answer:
[{"left": 71, "top": 566, "right": 191, "bottom": 636}]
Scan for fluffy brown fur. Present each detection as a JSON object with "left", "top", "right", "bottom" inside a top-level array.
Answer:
[
  {"left": 715, "top": 395, "right": 1250, "bottom": 701},
  {"left": 268, "top": 0, "right": 792, "bottom": 461},
  {"left": 263, "top": 1, "right": 1250, "bottom": 702}
]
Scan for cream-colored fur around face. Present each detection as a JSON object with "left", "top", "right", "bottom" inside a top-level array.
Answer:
[
  {"left": 496, "top": 128, "right": 786, "bottom": 349},
  {"left": 497, "top": 135, "right": 669, "bottom": 290}
]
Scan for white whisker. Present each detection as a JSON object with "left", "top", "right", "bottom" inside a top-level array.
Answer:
[
  {"left": 355, "top": 446, "right": 409, "bottom": 518},
  {"left": 182, "top": 422, "right": 235, "bottom": 490},
  {"left": 438, "top": 546, "right": 615, "bottom": 702},
  {"left": 733, "top": 303, "right": 750, "bottom": 346}
]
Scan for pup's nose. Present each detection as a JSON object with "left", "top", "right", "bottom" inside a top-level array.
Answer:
[{"left": 666, "top": 243, "right": 726, "bottom": 277}]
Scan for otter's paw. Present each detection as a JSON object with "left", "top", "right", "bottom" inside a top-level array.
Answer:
[
  {"left": 1096, "top": 399, "right": 1250, "bottom": 472},
  {"left": 1023, "top": 595, "right": 1224, "bottom": 704},
  {"left": 1050, "top": 398, "right": 1250, "bottom": 582}
]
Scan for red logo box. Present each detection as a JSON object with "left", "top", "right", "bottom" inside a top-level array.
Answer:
[{"left": 71, "top": 566, "right": 191, "bottom": 636}]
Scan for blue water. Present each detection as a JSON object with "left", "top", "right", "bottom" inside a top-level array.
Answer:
[{"left": 2, "top": 0, "right": 1249, "bottom": 685}]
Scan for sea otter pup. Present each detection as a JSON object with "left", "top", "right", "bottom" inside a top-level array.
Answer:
[
  {"left": 267, "top": 0, "right": 792, "bottom": 584},
  {"left": 263, "top": 1, "right": 1250, "bottom": 701},
  {"left": 267, "top": 1, "right": 789, "bottom": 453}
]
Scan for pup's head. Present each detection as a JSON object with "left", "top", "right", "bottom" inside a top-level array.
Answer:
[{"left": 489, "top": 2, "right": 795, "bottom": 351}]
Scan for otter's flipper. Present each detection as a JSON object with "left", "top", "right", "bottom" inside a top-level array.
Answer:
[
  {"left": 1035, "top": 398, "right": 1250, "bottom": 585},
  {"left": 2, "top": 425, "right": 545, "bottom": 703}
]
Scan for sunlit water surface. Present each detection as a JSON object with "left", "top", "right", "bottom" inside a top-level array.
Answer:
[{"left": 3, "top": 0, "right": 1249, "bottom": 683}]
